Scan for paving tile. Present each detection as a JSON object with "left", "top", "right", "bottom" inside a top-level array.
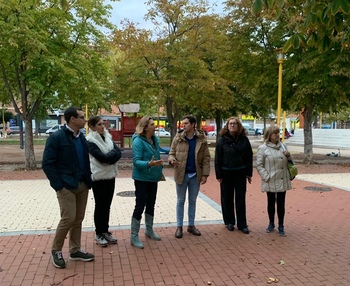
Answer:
[{"left": 0, "top": 177, "right": 222, "bottom": 234}]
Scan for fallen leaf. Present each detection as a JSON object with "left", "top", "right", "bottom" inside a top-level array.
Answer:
[
  {"left": 279, "top": 260, "right": 285, "bottom": 265},
  {"left": 267, "top": 277, "right": 279, "bottom": 283}
]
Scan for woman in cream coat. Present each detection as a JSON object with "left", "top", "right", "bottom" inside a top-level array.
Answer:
[
  {"left": 256, "top": 126, "right": 292, "bottom": 236},
  {"left": 86, "top": 116, "right": 121, "bottom": 247}
]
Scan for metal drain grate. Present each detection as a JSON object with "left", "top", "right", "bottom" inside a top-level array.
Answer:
[
  {"left": 116, "top": 191, "right": 136, "bottom": 197},
  {"left": 304, "top": 186, "right": 332, "bottom": 192}
]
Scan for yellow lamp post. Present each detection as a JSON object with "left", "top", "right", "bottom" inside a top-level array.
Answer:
[
  {"left": 282, "top": 111, "right": 286, "bottom": 143},
  {"left": 276, "top": 49, "right": 284, "bottom": 127}
]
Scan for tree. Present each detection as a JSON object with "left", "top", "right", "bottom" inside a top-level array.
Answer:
[
  {"left": 0, "top": 0, "right": 114, "bottom": 169},
  {"left": 282, "top": 47, "right": 350, "bottom": 162},
  {"left": 112, "top": 0, "right": 231, "bottom": 141},
  {"left": 252, "top": 0, "right": 350, "bottom": 163},
  {"left": 252, "top": 0, "right": 350, "bottom": 51},
  {"left": 219, "top": 0, "right": 292, "bottom": 132}
]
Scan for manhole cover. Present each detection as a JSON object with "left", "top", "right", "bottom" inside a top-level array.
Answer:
[
  {"left": 117, "top": 191, "right": 135, "bottom": 197},
  {"left": 304, "top": 186, "right": 332, "bottom": 192}
]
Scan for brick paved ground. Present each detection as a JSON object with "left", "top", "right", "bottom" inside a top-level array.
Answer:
[{"left": 0, "top": 144, "right": 350, "bottom": 286}]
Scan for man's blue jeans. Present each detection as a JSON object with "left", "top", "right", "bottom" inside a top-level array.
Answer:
[{"left": 176, "top": 174, "right": 200, "bottom": 226}]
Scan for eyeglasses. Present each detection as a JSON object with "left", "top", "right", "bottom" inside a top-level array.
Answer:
[{"left": 228, "top": 122, "right": 237, "bottom": 126}]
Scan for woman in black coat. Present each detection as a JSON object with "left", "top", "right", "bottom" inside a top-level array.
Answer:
[{"left": 215, "top": 117, "right": 253, "bottom": 234}]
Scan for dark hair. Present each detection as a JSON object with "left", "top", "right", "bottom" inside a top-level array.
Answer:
[
  {"left": 64, "top": 107, "right": 82, "bottom": 123},
  {"left": 88, "top": 115, "right": 103, "bottom": 128},
  {"left": 182, "top": 115, "right": 196, "bottom": 125}
]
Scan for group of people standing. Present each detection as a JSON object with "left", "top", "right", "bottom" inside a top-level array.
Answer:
[
  {"left": 42, "top": 107, "right": 292, "bottom": 269},
  {"left": 130, "top": 115, "right": 211, "bottom": 248},
  {"left": 42, "top": 107, "right": 122, "bottom": 268}
]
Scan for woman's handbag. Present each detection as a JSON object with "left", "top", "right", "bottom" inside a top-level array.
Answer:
[
  {"left": 287, "top": 160, "right": 298, "bottom": 180},
  {"left": 281, "top": 143, "right": 298, "bottom": 180}
]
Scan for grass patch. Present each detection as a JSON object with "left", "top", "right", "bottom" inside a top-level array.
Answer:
[{"left": 0, "top": 137, "right": 48, "bottom": 145}]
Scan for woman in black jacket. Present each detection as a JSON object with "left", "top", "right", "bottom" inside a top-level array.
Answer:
[{"left": 215, "top": 117, "right": 253, "bottom": 234}]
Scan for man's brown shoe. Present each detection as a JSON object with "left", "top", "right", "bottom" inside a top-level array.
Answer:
[
  {"left": 175, "top": 227, "right": 183, "bottom": 238},
  {"left": 187, "top": 226, "right": 201, "bottom": 236}
]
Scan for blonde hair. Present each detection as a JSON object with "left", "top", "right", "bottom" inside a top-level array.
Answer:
[
  {"left": 219, "top": 117, "right": 246, "bottom": 137},
  {"left": 135, "top": 116, "right": 153, "bottom": 136},
  {"left": 263, "top": 126, "right": 279, "bottom": 143}
]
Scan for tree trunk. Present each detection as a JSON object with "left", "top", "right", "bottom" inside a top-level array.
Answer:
[
  {"left": 24, "top": 119, "right": 37, "bottom": 170},
  {"left": 196, "top": 115, "right": 202, "bottom": 130},
  {"left": 215, "top": 112, "right": 223, "bottom": 143},
  {"left": 302, "top": 105, "right": 313, "bottom": 164},
  {"left": 33, "top": 118, "right": 40, "bottom": 138}
]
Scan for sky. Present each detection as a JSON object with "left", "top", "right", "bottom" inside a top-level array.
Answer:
[{"left": 105, "top": 0, "right": 224, "bottom": 31}]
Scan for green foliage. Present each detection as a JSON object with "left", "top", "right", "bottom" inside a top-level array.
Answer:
[
  {"left": 0, "top": 0, "right": 114, "bottom": 168},
  {"left": 252, "top": 0, "right": 350, "bottom": 51},
  {"left": 0, "top": 109, "right": 14, "bottom": 123},
  {"left": 111, "top": 0, "right": 230, "bottom": 136},
  {"left": 222, "top": 0, "right": 291, "bottom": 119}
]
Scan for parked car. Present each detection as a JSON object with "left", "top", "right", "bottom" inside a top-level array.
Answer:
[
  {"left": 46, "top": 124, "right": 63, "bottom": 135},
  {"left": 246, "top": 128, "right": 256, "bottom": 136},
  {"left": 33, "top": 127, "right": 50, "bottom": 134},
  {"left": 155, "top": 127, "right": 170, "bottom": 137},
  {"left": 206, "top": 128, "right": 261, "bottom": 137},
  {"left": 7, "top": 126, "right": 24, "bottom": 135},
  {"left": 46, "top": 124, "right": 86, "bottom": 136}
]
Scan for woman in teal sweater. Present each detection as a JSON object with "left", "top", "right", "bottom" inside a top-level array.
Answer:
[{"left": 130, "top": 116, "right": 164, "bottom": 249}]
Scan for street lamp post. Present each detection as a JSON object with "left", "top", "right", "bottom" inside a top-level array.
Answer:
[{"left": 276, "top": 49, "right": 284, "bottom": 127}]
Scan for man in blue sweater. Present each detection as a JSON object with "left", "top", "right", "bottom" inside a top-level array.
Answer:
[{"left": 43, "top": 107, "right": 93, "bottom": 269}]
